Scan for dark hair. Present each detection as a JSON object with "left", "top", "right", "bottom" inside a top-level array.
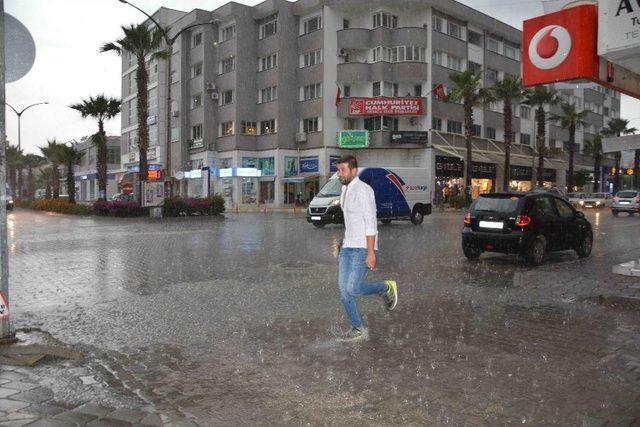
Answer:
[{"left": 337, "top": 155, "right": 358, "bottom": 170}]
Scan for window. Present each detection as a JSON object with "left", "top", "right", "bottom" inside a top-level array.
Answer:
[
  {"left": 447, "top": 55, "right": 462, "bottom": 71},
  {"left": 241, "top": 121, "right": 258, "bottom": 135},
  {"left": 372, "top": 81, "right": 398, "bottom": 97},
  {"left": 373, "top": 46, "right": 393, "bottom": 62},
  {"left": 432, "top": 16, "right": 443, "bottom": 32},
  {"left": 260, "top": 119, "right": 276, "bottom": 134},
  {"left": 364, "top": 116, "right": 398, "bottom": 131},
  {"left": 301, "top": 49, "right": 322, "bottom": 68},
  {"left": 192, "top": 32, "right": 202, "bottom": 48},
  {"left": 302, "top": 117, "right": 320, "bottom": 133},
  {"left": 432, "top": 51, "right": 443, "bottom": 66},
  {"left": 221, "top": 25, "right": 236, "bottom": 42},
  {"left": 301, "top": 83, "right": 322, "bottom": 101},
  {"left": 373, "top": 11, "right": 398, "bottom": 29},
  {"left": 303, "top": 15, "right": 322, "bottom": 34},
  {"left": 604, "top": 106, "right": 610, "bottom": 116},
  {"left": 343, "top": 85, "right": 351, "bottom": 98},
  {"left": 520, "top": 133, "right": 531, "bottom": 145},
  {"left": 221, "top": 89, "right": 233, "bottom": 105},
  {"left": 192, "top": 124, "right": 203, "bottom": 140},
  {"left": 486, "top": 68, "right": 499, "bottom": 82},
  {"left": 447, "top": 21, "right": 462, "bottom": 39},
  {"left": 487, "top": 38, "right": 500, "bottom": 53},
  {"left": 488, "top": 101, "right": 500, "bottom": 112},
  {"left": 344, "top": 118, "right": 358, "bottom": 129},
  {"left": 486, "top": 127, "right": 496, "bottom": 139},
  {"left": 259, "top": 86, "right": 277, "bottom": 103},
  {"left": 504, "top": 44, "right": 516, "bottom": 59},
  {"left": 554, "top": 198, "right": 574, "bottom": 218},
  {"left": 191, "top": 62, "right": 203, "bottom": 78},
  {"left": 107, "top": 149, "right": 120, "bottom": 165},
  {"left": 128, "top": 99, "right": 137, "bottom": 126},
  {"left": 447, "top": 120, "right": 462, "bottom": 134},
  {"left": 414, "top": 84, "right": 422, "bottom": 96},
  {"left": 219, "top": 121, "right": 234, "bottom": 137},
  {"left": 191, "top": 93, "right": 202, "bottom": 109},
  {"left": 535, "top": 197, "right": 557, "bottom": 217},
  {"left": 432, "top": 117, "right": 442, "bottom": 131},
  {"left": 259, "top": 16, "right": 278, "bottom": 39},
  {"left": 343, "top": 19, "right": 350, "bottom": 29},
  {"left": 171, "top": 127, "right": 180, "bottom": 142},
  {"left": 468, "top": 30, "right": 482, "bottom": 46},
  {"left": 220, "top": 56, "right": 235, "bottom": 74},
  {"left": 468, "top": 61, "right": 481, "bottom": 74},
  {"left": 394, "top": 46, "right": 427, "bottom": 62},
  {"left": 258, "top": 53, "right": 278, "bottom": 72},
  {"left": 472, "top": 124, "right": 481, "bottom": 136}
]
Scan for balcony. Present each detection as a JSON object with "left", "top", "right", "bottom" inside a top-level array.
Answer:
[
  {"left": 337, "top": 27, "right": 428, "bottom": 50},
  {"left": 337, "top": 61, "right": 429, "bottom": 83}
]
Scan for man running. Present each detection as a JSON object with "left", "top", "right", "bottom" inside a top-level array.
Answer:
[{"left": 336, "top": 155, "right": 398, "bottom": 341}]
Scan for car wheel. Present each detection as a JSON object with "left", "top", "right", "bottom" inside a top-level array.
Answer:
[
  {"left": 462, "top": 241, "right": 481, "bottom": 260},
  {"left": 526, "top": 235, "right": 546, "bottom": 266},
  {"left": 575, "top": 231, "right": 593, "bottom": 258},
  {"left": 411, "top": 210, "right": 424, "bottom": 225},
  {"left": 381, "top": 219, "right": 392, "bottom": 225},
  {"left": 312, "top": 222, "right": 325, "bottom": 229}
]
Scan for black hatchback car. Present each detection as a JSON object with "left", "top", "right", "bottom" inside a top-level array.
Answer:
[{"left": 462, "top": 192, "right": 593, "bottom": 265}]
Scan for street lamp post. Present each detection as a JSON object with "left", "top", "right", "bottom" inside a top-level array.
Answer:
[
  {"left": 117, "top": 0, "right": 217, "bottom": 197},
  {"left": 5, "top": 101, "right": 48, "bottom": 151}
]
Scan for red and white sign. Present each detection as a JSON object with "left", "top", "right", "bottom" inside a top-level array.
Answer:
[
  {"left": 523, "top": 5, "right": 599, "bottom": 87},
  {"left": 0, "top": 292, "right": 9, "bottom": 320},
  {"left": 348, "top": 97, "right": 424, "bottom": 116}
]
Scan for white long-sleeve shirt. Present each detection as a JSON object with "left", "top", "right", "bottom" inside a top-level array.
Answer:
[{"left": 340, "top": 176, "right": 378, "bottom": 250}]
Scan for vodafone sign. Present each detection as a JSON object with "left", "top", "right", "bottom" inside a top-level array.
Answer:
[{"left": 523, "top": 5, "right": 599, "bottom": 87}]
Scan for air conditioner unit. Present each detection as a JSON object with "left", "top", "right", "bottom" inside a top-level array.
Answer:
[
  {"left": 338, "top": 48, "right": 347, "bottom": 57},
  {"left": 172, "top": 110, "right": 180, "bottom": 117},
  {"left": 295, "top": 132, "right": 307, "bottom": 143},
  {"left": 211, "top": 92, "right": 220, "bottom": 100},
  {"left": 205, "top": 82, "right": 217, "bottom": 91}
]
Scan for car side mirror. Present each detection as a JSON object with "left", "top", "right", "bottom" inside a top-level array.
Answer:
[{"left": 575, "top": 211, "right": 585, "bottom": 219}]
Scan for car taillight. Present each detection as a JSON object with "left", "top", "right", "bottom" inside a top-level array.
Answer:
[
  {"left": 515, "top": 214, "right": 532, "bottom": 227},
  {"left": 464, "top": 213, "right": 471, "bottom": 226}
]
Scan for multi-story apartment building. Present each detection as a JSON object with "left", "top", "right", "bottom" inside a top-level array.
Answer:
[
  {"left": 120, "top": 0, "right": 621, "bottom": 207},
  {"left": 72, "top": 135, "right": 121, "bottom": 201}
]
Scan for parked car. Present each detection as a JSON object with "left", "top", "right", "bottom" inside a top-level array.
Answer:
[
  {"left": 462, "top": 192, "right": 593, "bottom": 265},
  {"left": 568, "top": 192, "right": 585, "bottom": 207},
  {"left": 611, "top": 190, "right": 640, "bottom": 216},
  {"left": 579, "top": 192, "right": 612, "bottom": 209}
]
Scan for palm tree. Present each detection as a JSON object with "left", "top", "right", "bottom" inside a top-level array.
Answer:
[
  {"left": 490, "top": 77, "right": 526, "bottom": 191},
  {"left": 549, "top": 102, "right": 589, "bottom": 191},
  {"left": 100, "top": 24, "right": 166, "bottom": 202},
  {"left": 5, "top": 144, "right": 22, "bottom": 198},
  {"left": 70, "top": 95, "right": 121, "bottom": 201},
  {"left": 583, "top": 133, "right": 603, "bottom": 192},
  {"left": 448, "top": 69, "right": 493, "bottom": 202},
  {"left": 602, "top": 118, "right": 637, "bottom": 193},
  {"left": 39, "top": 139, "right": 63, "bottom": 199},
  {"left": 37, "top": 167, "right": 53, "bottom": 200},
  {"left": 22, "top": 154, "right": 46, "bottom": 200},
  {"left": 523, "top": 86, "right": 560, "bottom": 187},
  {"left": 56, "top": 145, "right": 84, "bottom": 204}
]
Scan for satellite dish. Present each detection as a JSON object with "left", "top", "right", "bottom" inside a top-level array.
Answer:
[{"left": 4, "top": 13, "right": 36, "bottom": 83}]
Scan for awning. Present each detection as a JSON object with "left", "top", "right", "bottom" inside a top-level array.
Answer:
[{"left": 281, "top": 174, "right": 320, "bottom": 183}]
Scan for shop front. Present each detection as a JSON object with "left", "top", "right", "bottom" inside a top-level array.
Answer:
[
  {"left": 282, "top": 156, "right": 319, "bottom": 205},
  {"left": 471, "top": 161, "right": 496, "bottom": 199},
  {"left": 542, "top": 168, "right": 557, "bottom": 188},
  {"left": 435, "top": 155, "right": 464, "bottom": 203},
  {"left": 509, "top": 165, "right": 534, "bottom": 192}
]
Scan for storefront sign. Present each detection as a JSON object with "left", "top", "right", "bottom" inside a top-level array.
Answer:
[
  {"left": 236, "top": 168, "right": 262, "bottom": 177},
  {"left": 218, "top": 168, "right": 233, "bottom": 178},
  {"left": 284, "top": 157, "right": 299, "bottom": 177},
  {"left": 300, "top": 156, "right": 319, "bottom": 173},
  {"left": 598, "top": 0, "right": 640, "bottom": 67},
  {"left": 436, "top": 156, "right": 464, "bottom": 178},
  {"left": 259, "top": 157, "right": 275, "bottom": 176},
  {"left": 338, "top": 130, "right": 369, "bottom": 148},
  {"left": 390, "top": 131, "right": 429, "bottom": 144},
  {"left": 147, "top": 170, "right": 162, "bottom": 180},
  {"left": 330, "top": 155, "right": 341, "bottom": 172},
  {"left": 510, "top": 165, "right": 533, "bottom": 181},
  {"left": 472, "top": 162, "right": 496, "bottom": 179},
  {"left": 348, "top": 98, "right": 424, "bottom": 116},
  {"left": 127, "top": 164, "right": 162, "bottom": 173}
]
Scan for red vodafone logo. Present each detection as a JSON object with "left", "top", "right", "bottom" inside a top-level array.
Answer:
[{"left": 528, "top": 25, "right": 571, "bottom": 70}]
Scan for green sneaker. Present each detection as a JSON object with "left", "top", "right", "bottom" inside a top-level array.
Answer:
[
  {"left": 383, "top": 280, "right": 398, "bottom": 311},
  {"left": 337, "top": 327, "right": 369, "bottom": 342}
]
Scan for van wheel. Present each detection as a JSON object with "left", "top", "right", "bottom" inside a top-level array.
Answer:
[
  {"left": 312, "top": 222, "right": 325, "bottom": 229},
  {"left": 462, "top": 241, "right": 481, "bottom": 260},
  {"left": 381, "top": 219, "right": 392, "bottom": 225},
  {"left": 575, "top": 231, "right": 593, "bottom": 258},
  {"left": 411, "top": 209, "right": 424, "bottom": 225},
  {"left": 526, "top": 235, "right": 546, "bottom": 266}
]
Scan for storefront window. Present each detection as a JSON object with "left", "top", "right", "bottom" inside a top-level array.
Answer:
[
  {"left": 260, "top": 181, "right": 275, "bottom": 203},
  {"left": 241, "top": 178, "right": 257, "bottom": 204}
]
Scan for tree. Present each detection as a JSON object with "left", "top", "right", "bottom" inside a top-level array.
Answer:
[
  {"left": 70, "top": 95, "right": 121, "bottom": 201},
  {"left": 22, "top": 154, "right": 46, "bottom": 200},
  {"left": 37, "top": 167, "right": 53, "bottom": 200},
  {"left": 523, "top": 86, "right": 560, "bottom": 187},
  {"left": 549, "top": 102, "right": 589, "bottom": 191},
  {"left": 56, "top": 145, "right": 84, "bottom": 204},
  {"left": 572, "top": 169, "right": 593, "bottom": 190},
  {"left": 448, "top": 69, "right": 493, "bottom": 201},
  {"left": 583, "top": 133, "right": 604, "bottom": 192},
  {"left": 101, "top": 24, "right": 166, "bottom": 202},
  {"left": 39, "top": 139, "right": 63, "bottom": 199},
  {"left": 490, "top": 77, "right": 526, "bottom": 191},
  {"left": 5, "top": 144, "right": 22, "bottom": 198},
  {"left": 602, "top": 118, "right": 637, "bottom": 193}
]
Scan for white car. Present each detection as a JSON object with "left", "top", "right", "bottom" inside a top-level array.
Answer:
[
  {"left": 579, "top": 192, "right": 612, "bottom": 209},
  {"left": 568, "top": 192, "right": 585, "bottom": 207}
]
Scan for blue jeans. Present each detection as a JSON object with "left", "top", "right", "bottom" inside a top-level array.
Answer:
[{"left": 338, "top": 247, "right": 387, "bottom": 329}]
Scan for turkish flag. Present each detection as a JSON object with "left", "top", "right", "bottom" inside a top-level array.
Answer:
[
  {"left": 433, "top": 84, "right": 448, "bottom": 102},
  {"left": 335, "top": 86, "right": 342, "bottom": 107}
]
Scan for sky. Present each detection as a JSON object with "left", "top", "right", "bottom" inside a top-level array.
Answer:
[{"left": 4, "top": 0, "right": 640, "bottom": 155}]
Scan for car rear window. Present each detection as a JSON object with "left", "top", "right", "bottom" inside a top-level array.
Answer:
[
  {"left": 472, "top": 195, "right": 521, "bottom": 213},
  {"left": 618, "top": 191, "right": 638, "bottom": 198}
]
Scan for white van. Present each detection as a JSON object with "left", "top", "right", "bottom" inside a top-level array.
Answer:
[{"left": 307, "top": 167, "right": 432, "bottom": 228}]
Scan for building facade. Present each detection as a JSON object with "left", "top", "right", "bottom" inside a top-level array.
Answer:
[
  {"left": 72, "top": 135, "right": 121, "bottom": 201},
  {"left": 120, "top": 0, "right": 621, "bottom": 207}
]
